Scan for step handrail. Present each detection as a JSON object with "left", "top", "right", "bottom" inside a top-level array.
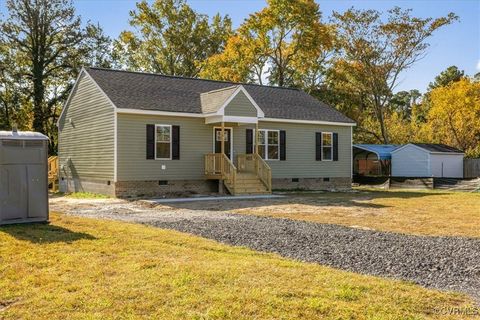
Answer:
[
  {"left": 253, "top": 153, "right": 272, "bottom": 192},
  {"left": 221, "top": 153, "right": 237, "bottom": 194}
]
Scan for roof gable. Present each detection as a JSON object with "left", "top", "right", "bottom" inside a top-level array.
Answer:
[
  {"left": 200, "top": 86, "right": 238, "bottom": 114},
  {"left": 84, "top": 67, "right": 355, "bottom": 124}
]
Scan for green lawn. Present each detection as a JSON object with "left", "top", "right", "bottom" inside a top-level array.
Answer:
[{"left": 0, "top": 213, "right": 476, "bottom": 319}]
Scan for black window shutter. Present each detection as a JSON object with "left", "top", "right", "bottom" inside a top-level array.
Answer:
[
  {"left": 333, "top": 133, "right": 339, "bottom": 161},
  {"left": 146, "top": 124, "right": 155, "bottom": 159},
  {"left": 246, "top": 129, "right": 253, "bottom": 154},
  {"left": 316, "top": 132, "right": 322, "bottom": 161},
  {"left": 280, "top": 130, "right": 286, "bottom": 161},
  {"left": 172, "top": 125, "right": 180, "bottom": 160}
]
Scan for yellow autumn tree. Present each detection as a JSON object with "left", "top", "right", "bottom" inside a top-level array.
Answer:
[
  {"left": 200, "top": 0, "right": 334, "bottom": 87},
  {"left": 425, "top": 78, "right": 480, "bottom": 157}
]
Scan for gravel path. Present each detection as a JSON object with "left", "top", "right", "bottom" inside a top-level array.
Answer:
[{"left": 51, "top": 198, "right": 480, "bottom": 300}]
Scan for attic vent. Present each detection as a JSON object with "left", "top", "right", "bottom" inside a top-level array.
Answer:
[
  {"left": 2, "top": 140, "right": 23, "bottom": 147},
  {"left": 24, "top": 140, "right": 44, "bottom": 148}
]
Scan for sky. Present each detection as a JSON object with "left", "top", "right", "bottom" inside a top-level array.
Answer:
[{"left": 1, "top": 0, "right": 479, "bottom": 93}]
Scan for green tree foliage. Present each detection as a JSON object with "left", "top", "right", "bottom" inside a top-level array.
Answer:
[
  {"left": 0, "top": 0, "right": 112, "bottom": 153},
  {"left": 390, "top": 89, "right": 421, "bottom": 119},
  {"left": 414, "top": 66, "right": 466, "bottom": 125},
  {"left": 330, "top": 7, "right": 457, "bottom": 144},
  {"left": 428, "top": 65, "right": 465, "bottom": 91},
  {"left": 114, "top": 0, "right": 232, "bottom": 77},
  {"left": 200, "top": 0, "right": 335, "bottom": 89}
]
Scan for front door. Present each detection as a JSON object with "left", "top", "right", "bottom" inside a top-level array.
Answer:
[{"left": 214, "top": 128, "right": 232, "bottom": 159}]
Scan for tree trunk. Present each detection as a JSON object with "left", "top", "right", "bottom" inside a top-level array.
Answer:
[
  {"left": 376, "top": 106, "right": 389, "bottom": 144},
  {"left": 32, "top": 65, "right": 45, "bottom": 133}
]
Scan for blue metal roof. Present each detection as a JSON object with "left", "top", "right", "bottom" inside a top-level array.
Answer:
[{"left": 353, "top": 144, "right": 401, "bottom": 160}]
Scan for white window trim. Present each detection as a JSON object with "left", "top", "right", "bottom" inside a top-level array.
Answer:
[
  {"left": 212, "top": 127, "right": 234, "bottom": 157},
  {"left": 257, "top": 129, "right": 280, "bottom": 161},
  {"left": 155, "top": 124, "right": 172, "bottom": 160},
  {"left": 322, "top": 132, "right": 333, "bottom": 161}
]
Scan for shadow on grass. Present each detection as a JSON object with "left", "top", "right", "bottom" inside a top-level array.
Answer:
[{"left": 0, "top": 223, "right": 96, "bottom": 244}]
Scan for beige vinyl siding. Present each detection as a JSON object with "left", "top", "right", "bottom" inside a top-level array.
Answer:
[
  {"left": 233, "top": 121, "right": 352, "bottom": 178},
  {"left": 58, "top": 73, "right": 114, "bottom": 180},
  {"left": 117, "top": 113, "right": 351, "bottom": 180},
  {"left": 117, "top": 114, "right": 213, "bottom": 181},
  {"left": 224, "top": 91, "right": 257, "bottom": 117}
]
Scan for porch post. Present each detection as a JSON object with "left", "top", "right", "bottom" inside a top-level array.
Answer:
[
  {"left": 221, "top": 121, "right": 225, "bottom": 155},
  {"left": 219, "top": 121, "right": 225, "bottom": 194},
  {"left": 255, "top": 122, "right": 259, "bottom": 155}
]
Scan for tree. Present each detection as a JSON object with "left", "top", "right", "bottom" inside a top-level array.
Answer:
[
  {"left": 390, "top": 89, "right": 421, "bottom": 119},
  {"left": 474, "top": 72, "right": 480, "bottom": 82},
  {"left": 0, "top": 0, "right": 112, "bottom": 153},
  {"left": 331, "top": 7, "right": 457, "bottom": 143},
  {"left": 200, "top": 0, "right": 335, "bottom": 89},
  {"left": 428, "top": 65, "right": 464, "bottom": 91},
  {"left": 425, "top": 78, "right": 480, "bottom": 157},
  {"left": 114, "top": 0, "right": 232, "bottom": 77}
]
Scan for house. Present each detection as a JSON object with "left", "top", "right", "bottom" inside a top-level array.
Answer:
[
  {"left": 57, "top": 67, "right": 355, "bottom": 198},
  {"left": 353, "top": 144, "right": 400, "bottom": 176},
  {"left": 391, "top": 143, "right": 464, "bottom": 178}
]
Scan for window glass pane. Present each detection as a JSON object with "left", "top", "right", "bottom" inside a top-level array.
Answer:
[
  {"left": 268, "top": 131, "right": 278, "bottom": 144},
  {"left": 268, "top": 145, "right": 279, "bottom": 160},
  {"left": 258, "top": 130, "right": 266, "bottom": 144},
  {"left": 323, "top": 146, "right": 332, "bottom": 160},
  {"left": 322, "top": 133, "right": 332, "bottom": 146},
  {"left": 157, "top": 126, "right": 170, "bottom": 142},
  {"left": 156, "top": 143, "right": 170, "bottom": 159},
  {"left": 259, "top": 144, "right": 266, "bottom": 159},
  {"left": 216, "top": 131, "right": 229, "bottom": 142}
]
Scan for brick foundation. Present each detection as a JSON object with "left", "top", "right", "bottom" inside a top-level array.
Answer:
[
  {"left": 114, "top": 180, "right": 218, "bottom": 198},
  {"left": 59, "top": 176, "right": 351, "bottom": 198},
  {"left": 272, "top": 177, "right": 351, "bottom": 191}
]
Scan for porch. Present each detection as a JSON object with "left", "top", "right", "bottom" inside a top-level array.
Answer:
[{"left": 204, "top": 122, "right": 272, "bottom": 195}]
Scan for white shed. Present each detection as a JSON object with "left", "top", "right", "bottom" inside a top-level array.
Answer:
[{"left": 391, "top": 143, "right": 464, "bottom": 178}]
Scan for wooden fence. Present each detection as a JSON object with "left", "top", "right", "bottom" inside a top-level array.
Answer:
[{"left": 464, "top": 158, "right": 480, "bottom": 178}]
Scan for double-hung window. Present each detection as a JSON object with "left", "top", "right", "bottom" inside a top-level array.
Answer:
[
  {"left": 258, "top": 129, "right": 279, "bottom": 160},
  {"left": 322, "top": 132, "right": 332, "bottom": 161},
  {"left": 155, "top": 124, "right": 172, "bottom": 160}
]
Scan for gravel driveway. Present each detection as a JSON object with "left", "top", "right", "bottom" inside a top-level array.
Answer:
[{"left": 51, "top": 197, "right": 480, "bottom": 301}]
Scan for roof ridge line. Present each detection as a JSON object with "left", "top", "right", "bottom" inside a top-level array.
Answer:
[
  {"left": 86, "top": 67, "right": 301, "bottom": 91},
  {"left": 200, "top": 85, "right": 239, "bottom": 95}
]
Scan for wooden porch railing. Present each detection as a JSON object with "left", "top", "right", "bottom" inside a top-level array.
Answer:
[
  {"left": 48, "top": 156, "right": 59, "bottom": 192},
  {"left": 221, "top": 153, "right": 237, "bottom": 192},
  {"left": 237, "top": 154, "right": 255, "bottom": 173},
  {"left": 205, "top": 153, "right": 237, "bottom": 193},
  {"left": 206, "top": 153, "right": 271, "bottom": 194},
  {"left": 205, "top": 153, "right": 223, "bottom": 176},
  {"left": 252, "top": 153, "right": 272, "bottom": 192}
]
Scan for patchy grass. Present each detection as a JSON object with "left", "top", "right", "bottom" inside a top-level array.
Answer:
[
  {"left": 0, "top": 214, "right": 475, "bottom": 319},
  {"left": 213, "top": 189, "right": 480, "bottom": 238},
  {"left": 65, "top": 192, "right": 110, "bottom": 199}
]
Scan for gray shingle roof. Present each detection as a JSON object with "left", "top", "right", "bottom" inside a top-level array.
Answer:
[
  {"left": 85, "top": 67, "right": 355, "bottom": 124},
  {"left": 412, "top": 143, "right": 464, "bottom": 153}
]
